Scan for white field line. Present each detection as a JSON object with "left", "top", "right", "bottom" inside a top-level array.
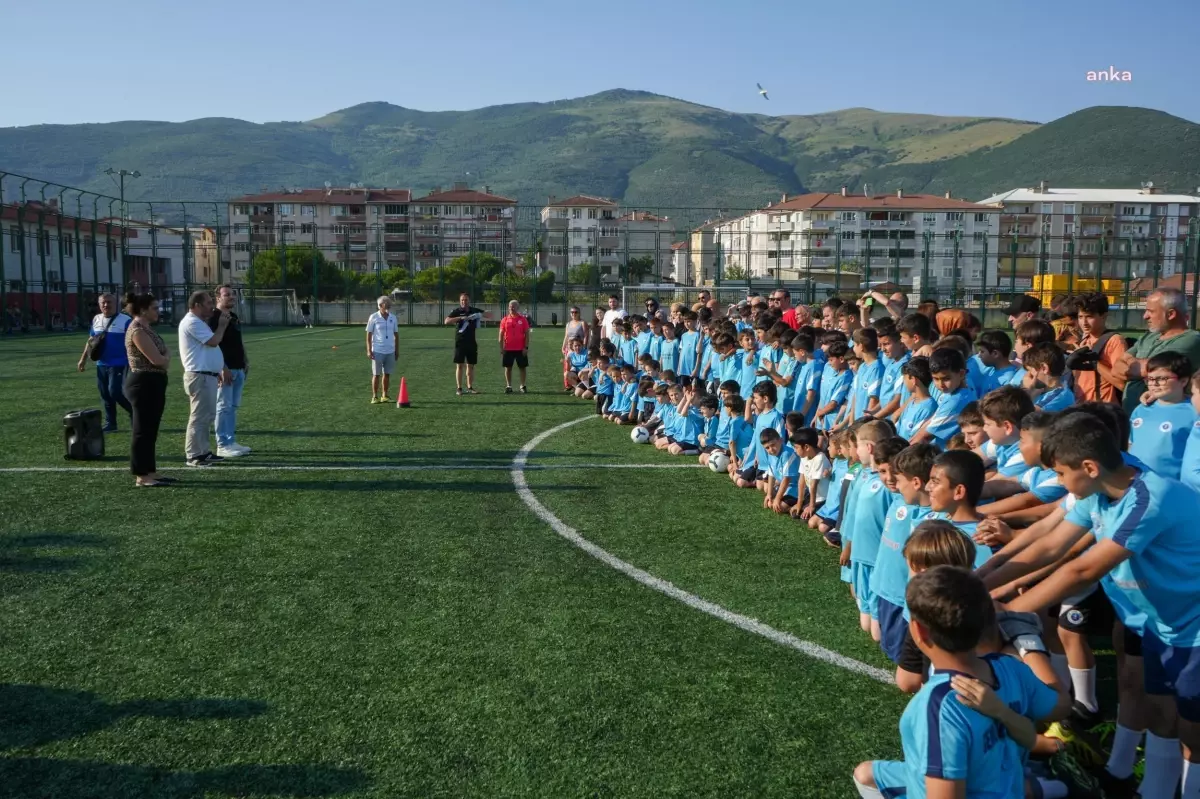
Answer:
[
  {"left": 0, "top": 462, "right": 703, "bottom": 474},
  {"left": 510, "top": 415, "right": 893, "bottom": 685}
]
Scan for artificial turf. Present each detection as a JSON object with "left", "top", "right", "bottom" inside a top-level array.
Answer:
[{"left": 1, "top": 325, "right": 913, "bottom": 798}]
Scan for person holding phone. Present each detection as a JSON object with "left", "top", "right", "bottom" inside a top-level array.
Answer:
[{"left": 857, "top": 290, "right": 908, "bottom": 328}]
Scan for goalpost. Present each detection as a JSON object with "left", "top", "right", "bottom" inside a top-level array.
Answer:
[{"left": 235, "top": 288, "right": 300, "bottom": 324}]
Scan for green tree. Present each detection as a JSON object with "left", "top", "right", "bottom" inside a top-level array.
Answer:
[
  {"left": 250, "top": 246, "right": 350, "bottom": 300},
  {"left": 521, "top": 238, "right": 543, "bottom": 276},
  {"left": 379, "top": 266, "right": 411, "bottom": 291},
  {"left": 722, "top": 263, "right": 748, "bottom": 281},
  {"left": 625, "top": 255, "right": 655, "bottom": 283},
  {"left": 446, "top": 252, "right": 503, "bottom": 283},
  {"left": 567, "top": 263, "right": 600, "bottom": 285},
  {"left": 839, "top": 258, "right": 863, "bottom": 274}
]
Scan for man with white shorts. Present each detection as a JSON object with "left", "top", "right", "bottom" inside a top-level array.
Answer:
[{"left": 366, "top": 296, "right": 399, "bottom": 404}]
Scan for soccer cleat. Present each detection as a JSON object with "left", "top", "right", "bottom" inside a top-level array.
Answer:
[
  {"left": 505, "top": 386, "right": 513, "bottom": 394},
  {"left": 1069, "top": 700, "right": 1103, "bottom": 730},
  {"left": 1096, "top": 768, "right": 1138, "bottom": 799},
  {"left": 370, "top": 397, "right": 380, "bottom": 404},
  {"left": 1043, "top": 721, "right": 1104, "bottom": 768},
  {"left": 456, "top": 388, "right": 463, "bottom": 396},
  {"left": 519, "top": 385, "right": 527, "bottom": 394},
  {"left": 380, "top": 395, "right": 390, "bottom": 403}
]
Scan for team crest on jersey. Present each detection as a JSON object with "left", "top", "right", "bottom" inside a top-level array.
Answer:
[
  {"left": 870, "top": 480, "right": 882, "bottom": 492},
  {"left": 1131, "top": 418, "right": 1144, "bottom": 429},
  {"left": 1066, "top": 609, "right": 1085, "bottom": 626},
  {"left": 1160, "top": 421, "right": 1173, "bottom": 433},
  {"left": 895, "top": 507, "right": 908, "bottom": 521}
]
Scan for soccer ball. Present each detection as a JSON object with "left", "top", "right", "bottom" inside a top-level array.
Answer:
[
  {"left": 630, "top": 426, "right": 652, "bottom": 444},
  {"left": 708, "top": 452, "right": 730, "bottom": 473}
]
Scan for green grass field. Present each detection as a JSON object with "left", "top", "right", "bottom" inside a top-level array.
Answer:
[{"left": 1, "top": 326, "right": 923, "bottom": 798}]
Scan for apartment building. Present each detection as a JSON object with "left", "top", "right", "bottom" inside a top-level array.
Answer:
[
  {"left": 227, "top": 186, "right": 413, "bottom": 278},
  {"left": 412, "top": 185, "right": 518, "bottom": 272},
  {"left": 539, "top": 197, "right": 680, "bottom": 281},
  {"left": 698, "top": 190, "right": 1001, "bottom": 292},
  {"left": 98, "top": 219, "right": 219, "bottom": 288},
  {"left": 977, "top": 182, "right": 1200, "bottom": 280}
]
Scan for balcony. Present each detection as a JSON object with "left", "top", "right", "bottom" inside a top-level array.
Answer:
[
  {"left": 250, "top": 214, "right": 274, "bottom": 224},
  {"left": 335, "top": 214, "right": 365, "bottom": 223}
]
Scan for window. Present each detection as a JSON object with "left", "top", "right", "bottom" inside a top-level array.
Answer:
[
  {"left": 1040, "top": 203, "right": 1053, "bottom": 214},
  {"left": 444, "top": 224, "right": 457, "bottom": 236},
  {"left": 235, "top": 260, "right": 248, "bottom": 272},
  {"left": 974, "top": 213, "right": 990, "bottom": 223},
  {"left": 384, "top": 241, "right": 407, "bottom": 253},
  {"left": 8, "top": 227, "right": 20, "bottom": 252},
  {"left": 384, "top": 204, "right": 407, "bottom": 215},
  {"left": 280, "top": 222, "right": 295, "bottom": 234},
  {"left": 945, "top": 212, "right": 963, "bottom": 222},
  {"left": 384, "top": 223, "right": 407, "bottom": 234},
  {"left": 447, "top": 242, "right": 458, "bottom": 253},
  {"left": 233, "top": 223, "right": 249, "bottom": 234},
  {"left": 300, "top": 205, "right": 315, "bottom": 216},
  {"left": 973, "top": 232, "right": 986, "bottom": 242},
  {"left": 923, "top": 213, "right": 937, "bottom": 225},
  {"left": 84, "top": 236, "right": 94, "bottom": 259},
  {"left": 1064, "top": 223, "right": 1075, "bottom": 235},
  {"left": 600, "top": 248, "right": 613, "bottom": 257},
  {"left": 301, "top": 223, "right": 314, "bottom": 235},
  {"left": 463, "top": 206, "right": 473, "bottom": 215},
  {"left": 588, "top": 209, "right": 598, "bottom": 219},
  {"left": 572, "top": 246, "right": 582, "bottom": 256},
  {"left": 840, "top": 212, "right": 856, "bottom": 222},
  {"left": 107, "top": 240, "right": 117, "bottom": 260},
  {"left": 34, "top": 230, "right": 50, "bottom": 256},
  {"left": 1062, "top": 204, "right": 1076, "bottom": 215},
  {"left": 328, "top": 205, "right": 346, "bottom": 217},
  {"left": 234, "top": 242, "right": 250, "bottom": 252},
  {"left": 587, "top": 246, "right": 595, "bottom": 257},
  {"left": 63, "top": 236, "right": 74, "bottom": 257},
  {"left": 443, "top": 205, "right": 454, "bottom": 215},
  {"left": 550, "top": 245, "right": 564, "bottom": 256},
  {"left": 233, "top": 204, "right": 250, "bottom": 216},
  {"left": 278, "top": 204, "right": 294, "bottom": 216},
  {"left": 572, "top": 209, "right": 581, "bottom": 219},
  {"left": 841, "top": 230, "right": 855, "bottom": 240}
]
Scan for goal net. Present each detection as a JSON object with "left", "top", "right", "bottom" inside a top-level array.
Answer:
[{"left": 235, "top": 288, "right": 300, "bottom": 324}]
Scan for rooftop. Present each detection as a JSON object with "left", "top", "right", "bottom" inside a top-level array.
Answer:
[
  {"left": 768, "top": 191, "right": 998, "bottom": 212},
  {"left": 415, "top": 187, "right": 517, "bottom": 205},
  {"left": 979, "top": 186, "right": 1200, "bottom": 205},
  {"left": 545, "top": 195, "right": 619, "bottom": 208},
  {"left": 230, "top": 188, "right": 413, "bottom": 204}
]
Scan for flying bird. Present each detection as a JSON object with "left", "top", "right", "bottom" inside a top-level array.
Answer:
[{"left": 757, "top": 82, "right": 769, "bottom": 100}]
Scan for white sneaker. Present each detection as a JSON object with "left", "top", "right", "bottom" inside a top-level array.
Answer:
[
  {"left": 216, "top": 446, "right": 246, "bottom": 458},
  {"left": 232, "top": 443, "right": 251, "bottom": 454}
]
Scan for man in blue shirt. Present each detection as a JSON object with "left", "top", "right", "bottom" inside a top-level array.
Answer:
[
  {"left": 997, "top": 416, "right": 1200, "bottom": 799},
  {"left": 76, "top": 292, "right": 133, "bottom": 432}
]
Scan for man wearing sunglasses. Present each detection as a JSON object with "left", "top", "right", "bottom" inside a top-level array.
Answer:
[{"left": 770, "top": 289, "right": 799, "bottom": 330}]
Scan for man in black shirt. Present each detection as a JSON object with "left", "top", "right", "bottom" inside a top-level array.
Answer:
[
  {"left": 445, "top": 292, "right": 488, "bottom": 395},
  {"left": 209, "top": 285, "right": 251, "bottom": 456}
]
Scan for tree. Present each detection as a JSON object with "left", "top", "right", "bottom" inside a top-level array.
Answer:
[
  {"left": 446, "top": 252, "right": 503, "bottom": 283},
  {"left": 249, "top": 246, "right": 347, "bottom": 300},
  {"left": 722, "top": 263, "right": 748, "bottom": 281},
  {"left": 625, "top": 255, "right": 655, "bottom": 283},
  {"left": 567, "top": 263, "right": 600, "bottom": 286},
  {"left": 521, "top": 238, "right": 543, "bottom": 276},
  {"left": 839, "top": 259, "right": 863, "bottom": 274}
]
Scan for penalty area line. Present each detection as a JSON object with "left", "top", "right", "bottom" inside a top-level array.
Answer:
[{"left": 510, "top": 414, "right": 893, "bottom": 685}]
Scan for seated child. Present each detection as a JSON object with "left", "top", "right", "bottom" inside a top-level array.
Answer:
[
  {"left": 909, "top": 348, "right": 976, "bottom": 448},
  {"left": 1022, "top": 342, "right": 1074, "bottom": 412},
  {"left": 956, "top": 402, "right": 988, "bottom": 450},
  {"left": 792, "top": 427, "right": 831, "bottom": 521},
  {"left": 667, "top": 385, "right": 704, "bottom": 456},
  {"left": 761, "top": 428, "right": 801, "bottom": 514}
]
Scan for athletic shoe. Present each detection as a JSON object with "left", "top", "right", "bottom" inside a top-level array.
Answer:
[
  {"left": 1044, "top": 721, "right": 1104, "bottom": 768},
  {"left": 1070, "top": 700, "right": 1103, "bottom": 730},
  {"left": 456, "top": 388, "right": 463, "bottom": 396},
  {"left": 101, "top": 424, "right": 117, "bottom": 433},
  {"left": 822, "top": 530, "right": 842, "bottom": 549},
  {"left": 380, "top": 395, "right": 390, "bottom": 403},
  {"left": 232, "top": 443, "right": 251, "bottom": 454},
  {"left": 1048, "top": 749, "right": 1104, "bottom": 799},
  {"left": 519, "top": 386, "right": 527, "bottom": 394},
  {"left": 202, "top": 452, "right": 225, "bottom": 464},
  {"left": 186, "top": 458, "right": 212, "bottom": 468},
  {"left": 217, "top": 446, "right": 245, "bottom": 459},
  {"left": 466, "top": 387, "right": 478, "bottom": 394},
  {"left": 505, "top": 386, "right": 513, "bottom": 394},
  {"left": 370, "top": 397, "right": 380, "bottom": 404}
]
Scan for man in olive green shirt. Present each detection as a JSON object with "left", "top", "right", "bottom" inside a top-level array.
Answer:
[{"left": 1114, "top": 288, "right": 1200, "bottom": 414}]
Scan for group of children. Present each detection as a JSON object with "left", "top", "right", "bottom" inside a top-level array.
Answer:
[{"left": 562, "top": 291, "right": 1200, "bottom": 799}]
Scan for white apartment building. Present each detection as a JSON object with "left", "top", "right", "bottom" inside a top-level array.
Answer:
[
  {"left": 411, "top": 185, "right": 518, "bottom": 272},
  {"left": 227, "top": 187, "right": 413, "bottom": 279},
  {"left": 539, "top": 196, "right": 680, "bottom": 281},
  {"left": 99, "top": 219, "right": 219, "bottom": 288},
  {"left": 977, "top": 182, "right": 1200, "bottom": 280},
  {"left": 699, "top": 190, "right": 1001, "bottom": 292}
]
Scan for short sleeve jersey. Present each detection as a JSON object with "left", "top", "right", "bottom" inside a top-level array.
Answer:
[
  {"left": 768, "top": 449, "right": 801, "bottom": 498},
  {"left": 89, "top": 312, "right": 132, "bottom": 367},
  {"left": 748, "top": 408, "right": 786, "bottom": 471},
  {"left": 1129, "top": 401, "right": 1198, "bottom": 481},
  {"left": 658, "top": 337, "right": 679, "bottom": 374},
  {"left": 677, "top": 331, "right": 702, "bottom": 376},
  {"left": 1124, "top": 330, "right": 1200, "bottom": 415},
  {"left": 1034, "top": 386, "right": 1074, "bottom": 412},
  {"left": 924, "top": 386, "right": 977, "bottom": 448},
  {"left": 879, "top": 352, "right": 911, "bottom": 407},
  {"left": 871, "top": 502, "right": 933, "bottom": 609},
  {"left": 851, "top": 359, "right": 885, "bottom": 420},
  {"left": 980, "top": 440, "right": 1028, "bottom": 479},
  {"left": 365, "top": 311, "right": 398, "bottom": 354},
  {"left": 1066, "top": 469, "right": 1200, "bottom": 646},
  {"left": 499, "top": 313, "right": 531, "bottom": 351},
  {"left": 815, "top": 369, "right": 853, "bottom": 431},
  {"left": 1019, "top": 466, "right": 1067, "bottom": 503},
  {"left": 847, "top": 471, "right": 896, "bottom": 566},
  {"left": 447, "top": 306, "right": 484, "bottom": 344},
  {"left": 898, "top": 397, "right": 936, "bottom": 440}
]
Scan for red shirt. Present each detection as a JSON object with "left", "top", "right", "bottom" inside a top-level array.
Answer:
[
  {"left": 781, "top": 307, "right": 799, "bottom": 330},
  {"left": 500, "top": 313, "right": 531, "bottom": 351}
]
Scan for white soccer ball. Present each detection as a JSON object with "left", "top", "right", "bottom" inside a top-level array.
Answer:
[
  {"left": 630, "top": 426, "right": 651, "bottom": 444},
  {"left": 708, "top": 452, "right": 730, "bottom": 472}
]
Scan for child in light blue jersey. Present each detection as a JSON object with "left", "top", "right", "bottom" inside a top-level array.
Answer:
[
  {"left": 1023, "top": 342, "right": 1074, "bottom": 412},
  {"left": 713, "top": 334, "right": 740, "bottom": 388},
  {"left": 700, "top": 389, "right": 737, "bottom": 468},
  {"left": 734, "top": 381, "right": 786, "bottom": 489},
  {"left": 592, "top": 357, "right": 615, "bottom": 415},
  {"left": 722, "top": 395, "right": 754, "bottom": 480},
  {"left": 761, "top": 428, "right": 801, "bottom": 513},
  {"left": 676, "top": 311, "right": 702, "bottom": 384},
  {"left": 974, "top": 411, "right": 1066, "bottom": 523},
  {"left": 762, "top": 327, "right": 798, "bottom": 413},
  {"left": 1182, "top": 372, "right": 1200, "bottom": 494},
  {"left": 633, "top": 316, "right": 653, "bottom": 360},
  {"left": 647, "top": 317, "right": 665, "bottom": 363},
  {"left": 910, "top": 348, "right": 976, "bottom": 448},
  {"left": 1010, "top": 318, "right": 1057, "bottom": 388},
  {"left": 642, "top": 383, "right": 671, "bottom": 435},
  {"left": 736, "top": 327, "right": 759, "bottom": 402},
  {"left": 789, "top": 333, "right": 820, "bottom": 424},
  {"left": 813, "top": 429, "right": 851, "bottom": 531},
  {"left": 667, "top": 384, "right": 704, "bottom": 455},
  {"left": 870, "top": 443, "right": 938, "bottom": 675},
  {"left": 694, "top": 393, "right": 721, "bottom": 457},
  {"left": 614, "top": 320, "right": 638, "bottom": 368},
  {"left": 854, "top": 566, "right": 1062, "bottom": 799},
  {"left": 846, "top": 429, "right": 907, "bottom": 638},
  {"left": 563, "top": 337, "right": 591, "bottom": 393},
  {"left": 976, "top": 386, "right": 1037, "bottom": 481},
  {"left": 653, "top": 384, "right": 684, "bottom": 450},
  {"left": 1129, "top": 351, "right": 1197, "bottom": 480},
  {"left": 604, "top": 364, "right": 636, "bottom": 423},
  {"left": 874, "top": 322, "right": 911, "bottom": 421},
  {"left": 896, "top": 357, "right": 937, "bottom": 439},
  {"left": 976, "top": 330, "right": 1018, "bottom": 393},
  {"left": 814, "top": 340, "right": 852, "bottom": 431},
  {"left": 848, "top": 327, "right": 885, "bottom": 421},
  {"left": 925, "top": 450, "right": 991, "bottom": 566},
  {"left": 658, "top": 322, "right": 679, "bottom": 375}
]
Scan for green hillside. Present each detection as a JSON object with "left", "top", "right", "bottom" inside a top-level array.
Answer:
[{"left": 1, "top": 92, "right": 1193, "bottom": 214}]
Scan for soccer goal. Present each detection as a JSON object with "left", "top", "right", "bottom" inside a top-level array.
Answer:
[{"left": 235, "top": 288, "right": 300, "bottom": 325}]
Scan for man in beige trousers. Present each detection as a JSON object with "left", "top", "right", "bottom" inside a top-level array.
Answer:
[{"left": 178, "top": 291, "right": 231, "bottom": 467}]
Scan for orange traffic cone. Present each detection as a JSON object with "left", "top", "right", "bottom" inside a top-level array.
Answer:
[{"left": 396, "top": 376, "right": 411, "bottom": 408}]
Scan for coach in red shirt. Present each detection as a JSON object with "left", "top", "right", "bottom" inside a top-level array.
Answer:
[
  {"left": 770, "top": 288, "right": 800, "bottom": 330},
  {"left": 499, "top": 300, "right": 532, "bottom": 394}
]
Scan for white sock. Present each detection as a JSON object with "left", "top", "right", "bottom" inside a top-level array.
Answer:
[
  {"left": 1069, "top": 666, "right": 1098, "bottom": 712},
  {"left": 1139, "top": 732, "right": 1183, "bottom": 799},
  {"left": 1036, "top": 778, "right": 1069, "bottom": 799},
  {"left": 853, "top": 777, "right": 884, "bottom": 799},
  {"left": 1106, "top": 721, "right": 1144, "bottom": 779},
  {"left": 1184, "top": 761, "right": 1200, "bottom": 799},
  {"left": 1050, "top": 653, "right": 1071, "bottom": 693}
]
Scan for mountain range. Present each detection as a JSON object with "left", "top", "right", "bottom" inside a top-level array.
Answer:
[{"left": 1, "top": 90, "right": 1198, "bottom": 215}]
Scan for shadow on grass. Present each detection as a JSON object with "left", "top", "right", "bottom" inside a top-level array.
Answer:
[
  {"left": 0, "top": 685, "right": 369, "bottom": 798},
  {"left": 0, "top": 533, "right": 108, "bottom": 576}
]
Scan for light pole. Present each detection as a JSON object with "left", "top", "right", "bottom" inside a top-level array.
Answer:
[{"left": 104, "top": 168, "right": 140, "bottom": 279}]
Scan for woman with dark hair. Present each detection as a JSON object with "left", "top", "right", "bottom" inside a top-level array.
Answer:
[{"left": 123, "top": 293, "right": 174, "bottom": 487}]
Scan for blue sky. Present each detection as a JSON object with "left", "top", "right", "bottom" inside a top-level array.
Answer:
[{"left": 1, "top": 0, "right": 1194, "bottom": 128}]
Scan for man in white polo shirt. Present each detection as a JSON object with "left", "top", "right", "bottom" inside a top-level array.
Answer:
[
  {"left": 366, "top": 295, "right": 399, "bottom": 404},
  {"left": 179, "top": 290, "right": 230, "bottom": 466}
]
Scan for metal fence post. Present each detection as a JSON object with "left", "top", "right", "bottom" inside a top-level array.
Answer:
[
  {"left": 279, "top": 221, "right": 289, "bottom": 326},
  {"left": 977, "top": 235, "right": 988, "bottom": 322},
  {"left": 1122, "top": 236, "right": 1133, "bottom": 330}
]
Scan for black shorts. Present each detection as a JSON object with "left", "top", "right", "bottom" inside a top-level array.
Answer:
[
  {"left": 777, "top": 494, "right": 798, "bottom": 508},
  {"left": 700, "top": 444, "right": 721, "bottom": 455},
  {"left": 736, "top": 465, "right": 762, "bottom": 483},
  {"left": 502, "top": 350, "right": 528, "bottom": 368},
  {"left": 898, "top": 627, "right": 931, "bottom": 678},
  {"left": 1058, "top": 586, "right": 1114, "bottom": 635},
  {"left": 453, "top": 341, "right": 478, "bottom": 365}
]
